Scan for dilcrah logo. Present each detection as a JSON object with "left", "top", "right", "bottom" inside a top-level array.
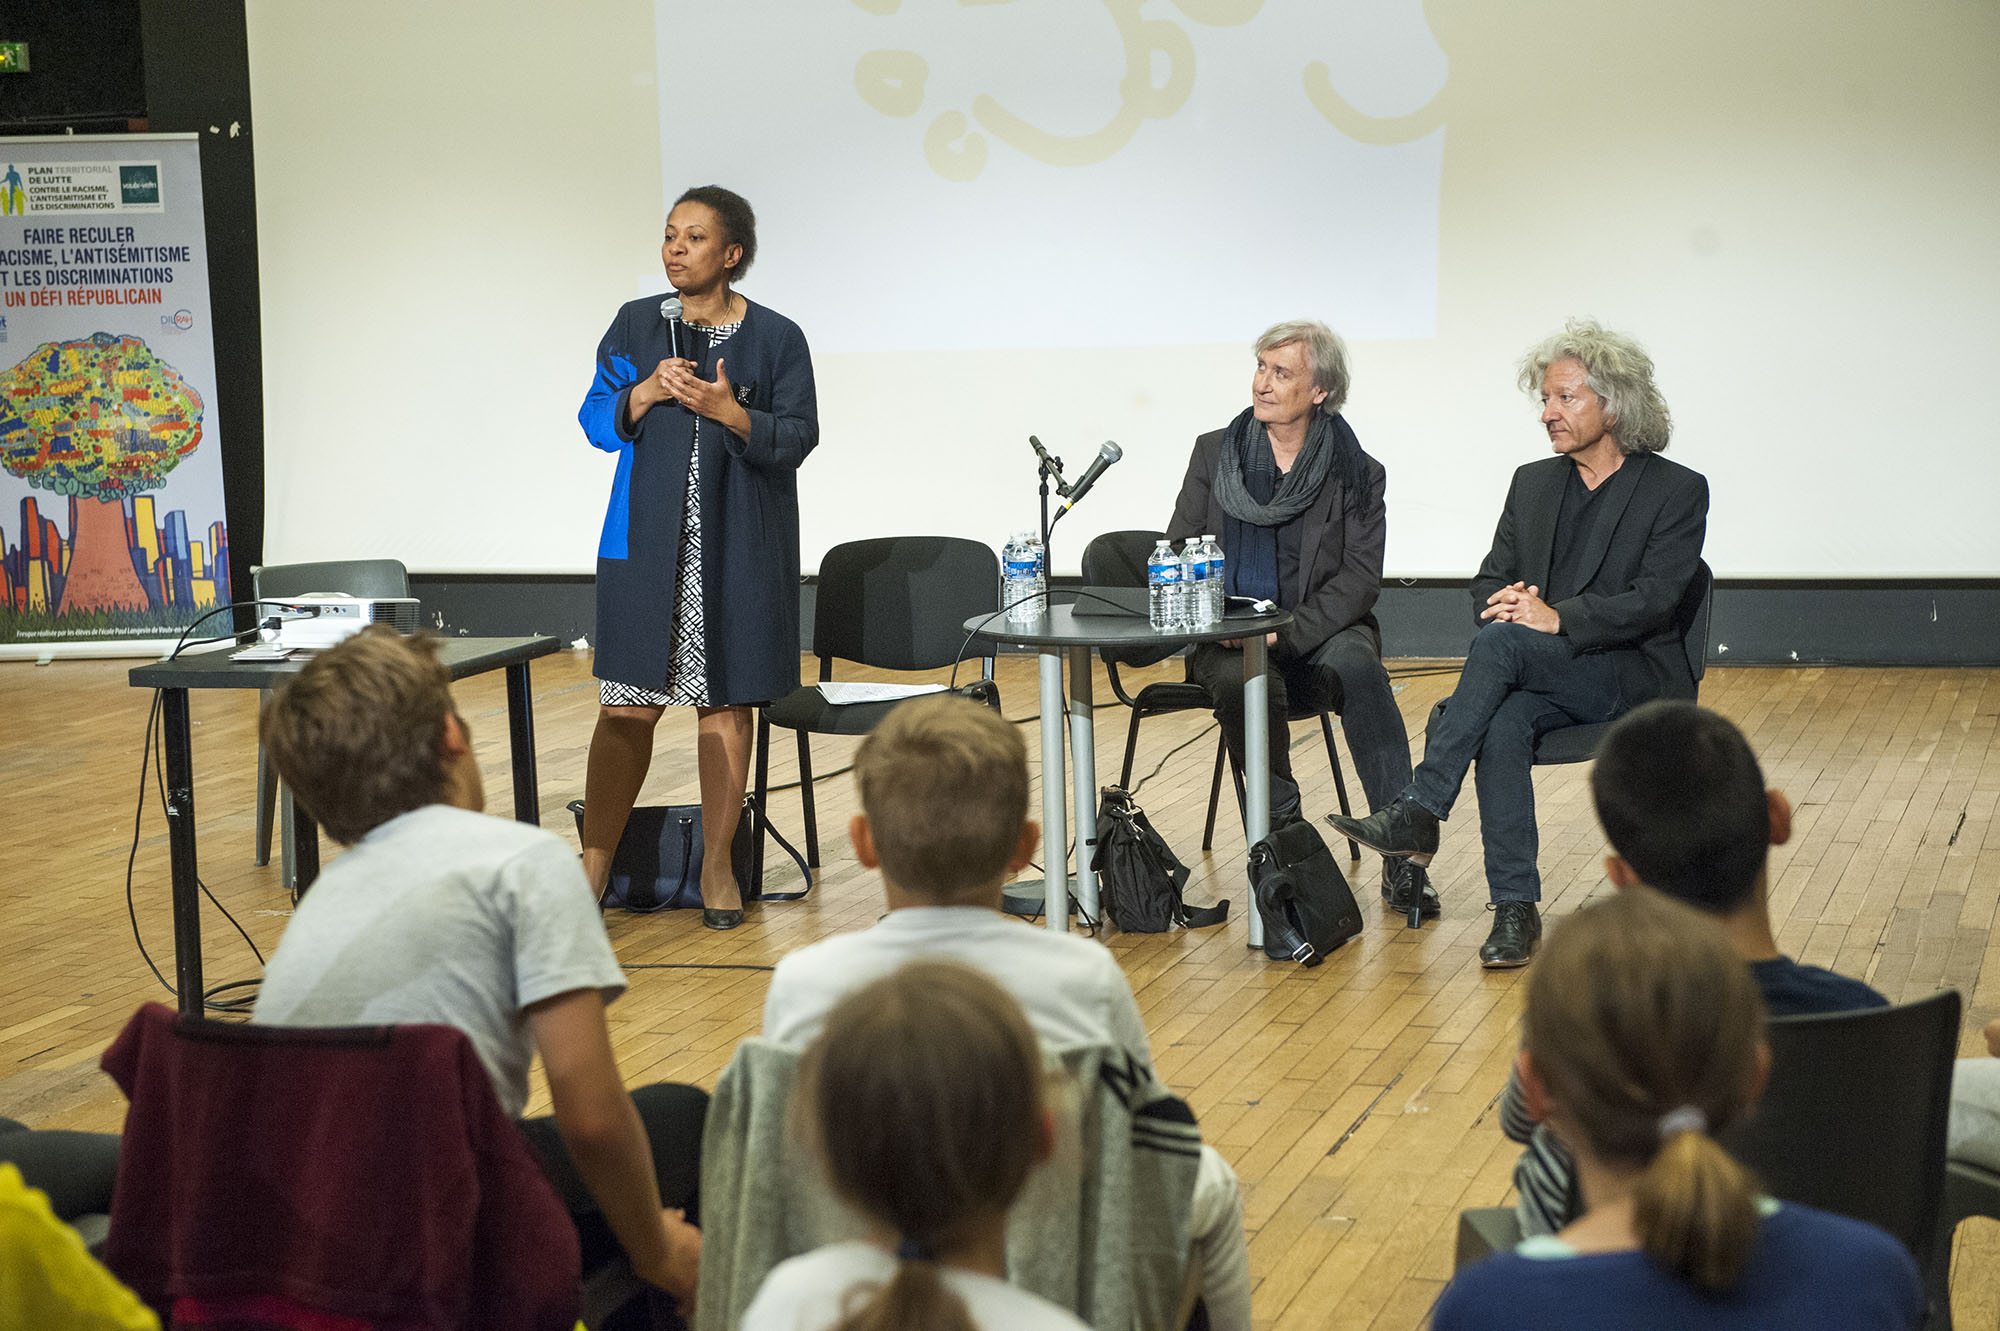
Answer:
[{"left": 120, "top": 164, "right": 161, "bottom": 205}]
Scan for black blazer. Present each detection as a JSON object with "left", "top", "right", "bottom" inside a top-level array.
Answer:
[
  {"left": 1471, "top": 451, "right": 1708, "bottom": 703},
  {"left": 1167, "top": 419, "right": 1388, "bottom": 662}
]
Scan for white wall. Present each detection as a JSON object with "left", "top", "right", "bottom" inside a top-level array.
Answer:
[{"left": 247, "top": 0, "right": 2000, "bottom": 577}]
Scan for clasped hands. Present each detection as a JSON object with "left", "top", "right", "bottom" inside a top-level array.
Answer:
[
  {"left": 1481, "top": 582, "right": 1561, "bottom": 634},
  {"left": 634, "top": 356, "right": 750, "bottom": 437}
]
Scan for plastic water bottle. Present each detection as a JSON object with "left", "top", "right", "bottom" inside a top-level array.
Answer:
[
  {"left": 1002, "top": 532, "right": 1040, "bottom": 625},
  {"left": 1022, "top": 532, "right": 1047, "bottom": 620},
  {"left": 1181, "top": 538, "right": 1211, "bottom": 629},
  {"left": 1147, "top": 539, "right": 1183, "bottom": 631},
  {"left": 1203, "top": 535, "right": 1226, "bottom": 626}
]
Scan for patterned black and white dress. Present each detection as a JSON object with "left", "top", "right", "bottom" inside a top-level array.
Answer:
[{"left": 599, "top": 314, "right": 743, "bottom": 709}]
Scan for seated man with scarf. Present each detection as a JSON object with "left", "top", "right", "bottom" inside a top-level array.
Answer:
[{"left": 1167, "top": 319, "right": 1428, "bottom": 918}]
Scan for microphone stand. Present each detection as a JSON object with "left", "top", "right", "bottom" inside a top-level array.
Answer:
[
  {"left": 1006, "top": 443, "right": 1073, "bottom": 923},
  {"left": 1029, "top": 435, "right": 1070, "bottom": 582},
  {"left": 1038, "top": 453, "right": 1060, "bottom": 585}
]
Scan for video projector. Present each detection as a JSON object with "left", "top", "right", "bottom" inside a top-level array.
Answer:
[{"left": 271, "top": 593, "right": 422, "bottom": 650}]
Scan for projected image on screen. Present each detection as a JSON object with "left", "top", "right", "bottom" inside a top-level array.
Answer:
[{"left": 657, "top": 0, "right": 1447, "bottom": 352}]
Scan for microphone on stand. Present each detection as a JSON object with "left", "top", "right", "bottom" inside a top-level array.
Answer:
[
  {"left": 1028, "top": 434, "right": 1068, "bottom": 491},
  {"left": 1056, "top": 440, "right": 1123, "bottom": 516},
  {"left": 660, "top": 296, "right": 684, "bottom": 360}
]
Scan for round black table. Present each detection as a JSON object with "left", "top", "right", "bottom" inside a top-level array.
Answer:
[{"left": 968, "top": 600, "right": 1291, "bottom": 947}]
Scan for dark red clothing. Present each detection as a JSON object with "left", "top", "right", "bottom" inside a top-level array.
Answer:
[{"left": 101, "top": 1003, "right": 579, "bottom": 1331}]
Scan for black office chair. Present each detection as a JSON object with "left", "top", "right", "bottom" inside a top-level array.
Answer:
[
  {"left": 754, "top": 537, "right": 1001, "bottom": 879},
  {"left": 1078, "top": 530, "right": 1357, "bottom": 859},
  {"left": 251, "top": 559, "right": 411, "bottom": 892},
  {"left": 1424, "top": 559, "right": 1713, "bottom": 767},
  {"left": 1725, "top": 990, "right": 1960, "bottom": 1280}
]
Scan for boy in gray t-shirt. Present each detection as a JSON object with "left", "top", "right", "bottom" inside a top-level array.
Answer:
[{"left": 256, "top": 628, "right": 702, "bottom": 1307}]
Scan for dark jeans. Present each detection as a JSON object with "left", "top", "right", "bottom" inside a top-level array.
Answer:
[
  {"left": 518, "top": 1081, "right": 709, "bottom": 1272},
  {"left": 0, "top": 1116, "right": 121, "bottom": 1221},
  {"left": 1188, "top": 623, "right": 1413, "bottom": 825},
  {"left": 1407, "top": 622, "right": 1625, "bottom": 904}
]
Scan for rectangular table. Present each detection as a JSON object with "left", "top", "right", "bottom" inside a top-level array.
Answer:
[{"left": 128, "top": 635, "right": 562, "bottom": 1013}]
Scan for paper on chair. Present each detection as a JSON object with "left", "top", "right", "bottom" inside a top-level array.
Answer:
[{"left": 816, "top": 682, "right": 948, "bottom": 705}]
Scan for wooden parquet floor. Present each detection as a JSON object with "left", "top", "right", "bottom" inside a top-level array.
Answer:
[{"left": 2, "top": 649, "right": 1996, "bottom": 1327}]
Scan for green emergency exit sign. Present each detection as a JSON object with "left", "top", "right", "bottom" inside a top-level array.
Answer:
[{"left": 0, "top": 43, "right": 29, "bottom": 73}]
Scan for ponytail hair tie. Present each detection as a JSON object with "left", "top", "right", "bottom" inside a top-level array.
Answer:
[
  {"left": 1658, "top": 1105, "right": 1708, "bottom": 1139},
  {"left": 896, "top": 1236, "right": 937, "bottom": 1263}
]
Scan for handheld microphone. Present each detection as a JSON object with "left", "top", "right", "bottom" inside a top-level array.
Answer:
[
  {"left": 1056, "top": 440, "right": 1123, "bottom": 515},
  {"left": 660, "top": 296, "right": 683, "bottom": 360},
  {"left": 1028, "top": 434, "right": 1067, "bottom": 489}
]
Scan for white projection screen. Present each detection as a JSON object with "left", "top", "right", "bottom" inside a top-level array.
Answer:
[{"left": 248, "top": 0, "right": 2000, "bottom": 578}]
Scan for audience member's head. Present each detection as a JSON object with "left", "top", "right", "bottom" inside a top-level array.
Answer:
[
  {"left": 260, "top": 627, "right": 479, "bottom": 844},
  {"left": 1521, "top": 890, "right": 1769, "bottom": 1293},
  {"left": 1590, "top": 700, "right": 1789, "bottom": 915},
  {"left": 851, "top": 695, "right": 1035, "bottom": 904},
  {"left": 798, "top": 959, "right": 1050, "bottom": 1331}
]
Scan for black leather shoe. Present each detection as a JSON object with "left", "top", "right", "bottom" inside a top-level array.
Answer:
[
  {"left": 1326, "top": 798, "right": 1439, "bottom": 863},
  {"left": 1479, "top": 901, "right": 1541, "bottom": 968},
  {"left": 702, "top": 908, "right": 745, "bottom": 931},
  {"left": 1381, "top": 859, "right": 1441, "bottom": 920}
]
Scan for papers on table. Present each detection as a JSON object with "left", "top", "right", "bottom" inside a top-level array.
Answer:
[{"left": 815, "top": 682, "right": 948, "bottom": 705}]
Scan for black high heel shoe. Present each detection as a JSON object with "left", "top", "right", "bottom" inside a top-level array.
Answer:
[{"left": 702, "top": 907, "right": 744, "bottom": 931}]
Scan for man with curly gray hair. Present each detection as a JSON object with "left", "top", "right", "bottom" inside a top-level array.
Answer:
[{"left": 1328, "top": 319, "right": 1707, "bottom": 966}]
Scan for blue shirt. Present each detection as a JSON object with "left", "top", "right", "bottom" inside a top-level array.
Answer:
[
  {"left": 1433, "top": 1200, "right": 1922, "bottom": 1330},
  {"left": 1750, "top": 956, "right": 1888, "bottom": 1017}
]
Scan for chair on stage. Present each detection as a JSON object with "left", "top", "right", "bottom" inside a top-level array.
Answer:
[
  {"left": 1079, "top": 529, "right": 1359, "bottom": 859},
  {"left": 99, "top": 1001, "right": 582, "bottom": 1331},
  {"left": 754, "top": 536, "right": 1001, "bottom": 883},
  {"left": 1425, "top": 559, "right": 1713, "bottom": 769},
  {"left": 251, "top": 558, "right": 411, "bottom": 892}
]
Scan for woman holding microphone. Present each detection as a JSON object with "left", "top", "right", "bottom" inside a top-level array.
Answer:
[{"left": 577, "top": 185, "right": 819, "bottom": 930}]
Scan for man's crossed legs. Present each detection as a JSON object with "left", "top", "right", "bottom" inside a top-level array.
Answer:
[{"left": 1329, "top": 622, "right": 1626, "bottom": 963}]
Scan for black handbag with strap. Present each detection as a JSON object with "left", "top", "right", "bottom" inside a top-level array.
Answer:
[
  {"left": 1249, "top": 819, "right": 1362, "bottom": 966},
  {"left": 1090, "top": 785, "right": 1229, "bottom": 933},
  {"left": 567, "top": 797, "right": 810, "bottom": 913}
]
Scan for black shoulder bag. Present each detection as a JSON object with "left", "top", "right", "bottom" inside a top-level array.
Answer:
[
  {"left": 1249, "top": 820, "right": 1362, "bottom": 965},
  {"left": 567, "top": 797, "right": 810, "bottom": 913}
]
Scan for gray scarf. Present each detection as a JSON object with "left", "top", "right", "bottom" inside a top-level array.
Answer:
[{"left": 1213, "top": 407, "right": 1347, "bottom": 527}]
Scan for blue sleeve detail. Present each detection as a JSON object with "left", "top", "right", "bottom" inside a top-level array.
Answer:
[
  {"left": 579, "top": 310, "right": 641, "bottom": 559},
  {"left": 579, "top": 349, "right": 639, "bottom": 454}
]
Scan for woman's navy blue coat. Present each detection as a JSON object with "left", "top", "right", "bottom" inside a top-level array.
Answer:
[{"left": 578, "top": 295, "right": 818, "bottom": 704}]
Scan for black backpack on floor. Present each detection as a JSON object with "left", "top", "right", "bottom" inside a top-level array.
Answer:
[{"left": 1091, "top": 786, "right": 1229, "bottom": 933}]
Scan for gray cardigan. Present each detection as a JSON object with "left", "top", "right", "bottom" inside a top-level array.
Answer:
[{"left": 695, "top": 1038, "right": 1202, "bottom": 1331}]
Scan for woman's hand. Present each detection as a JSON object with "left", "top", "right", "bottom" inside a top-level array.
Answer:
[
  {"left": 626, "top": 357, "right": 697, "bottom": 427},
  {"left": 661, "top": 357, "right": 753, "bottom": 439}
]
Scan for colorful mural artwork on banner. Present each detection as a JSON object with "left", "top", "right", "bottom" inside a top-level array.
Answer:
[{"left": 0, "top": 135, "right": 228, "bottom": 655}]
